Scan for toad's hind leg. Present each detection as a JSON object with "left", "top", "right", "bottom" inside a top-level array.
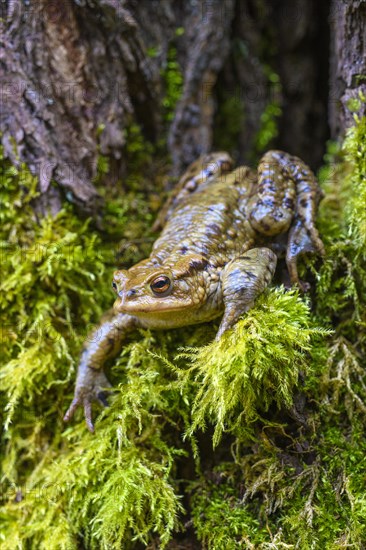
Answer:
[
  {"left": 248, "top": 151, "right": 296, "bottom": 236},
  {"left": 249, "top": 150, "right": 324, "bottom": 286},
  {"left": 217, "top": 247, "right": 277, "bottom": 339}
]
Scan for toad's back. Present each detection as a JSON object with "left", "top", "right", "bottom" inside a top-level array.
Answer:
[{"left": 151, "top": 179, "right": 256, "bottom": 266}]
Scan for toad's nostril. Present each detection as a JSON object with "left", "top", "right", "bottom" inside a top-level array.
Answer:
[{"left": 127, "top": 289, "right": 137, "bottom": 297}]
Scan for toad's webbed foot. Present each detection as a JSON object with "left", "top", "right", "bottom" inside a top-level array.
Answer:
[
  {"left": 286, "top": 218, "right": 325, "bottom": 288},
  {"left": 64, "top": 369, "right": 112, "bottom": 432}
]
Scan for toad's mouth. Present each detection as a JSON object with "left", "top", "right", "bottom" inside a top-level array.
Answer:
[{"left": 113, "top": 296, "right": 197, "bottom": 315}]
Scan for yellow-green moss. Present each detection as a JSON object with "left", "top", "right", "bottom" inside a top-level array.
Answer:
[
  {"left": 1, "top": 112, "right": 366, "bottom": 549},
  {"left": 172, "top": 288, "right": 327, "bottom": 448}
]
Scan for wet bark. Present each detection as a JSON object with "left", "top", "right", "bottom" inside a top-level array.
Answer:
[
  {"left": 270, "top": 0, "right": 330, "bottom": 167},
  {"left": 167, "top": 0, "right": 235, "bottom": 175}
]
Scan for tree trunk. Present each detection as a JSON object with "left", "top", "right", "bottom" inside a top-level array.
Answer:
[
  {"left": 1, "top": 0, "right": 165, "bottom": 213},
  {"left": 1, "top": 0, "right": 365, "bottom": 214},
  {"left": 1, "top": 0, "right": 235, "bottom": 212},
  {"left": 329, "top": 0, "right": 366, "bottom": 138},
  {"left": 214, "top": 0, "right": 330, "bottom": 168}
]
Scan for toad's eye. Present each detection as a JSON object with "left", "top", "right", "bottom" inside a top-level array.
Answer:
[
  {"left": 112, "top": 281, "right": 118, "bottom": 292},
  {"left": 150, "top": 275, "right": 171, "bottom": 295}
]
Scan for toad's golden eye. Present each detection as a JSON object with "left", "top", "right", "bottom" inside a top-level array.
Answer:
[{"left": 150, "top": 275, "right": 171, "bottom": 295}]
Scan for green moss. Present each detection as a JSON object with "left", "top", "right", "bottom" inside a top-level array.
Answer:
[
  {"left": 346, "top": 97, "right": 362, "bottom": 113},
  {"left": 1, "top": 417, "right": 183, "bottom": 549},
  {"left": 191, "top": 483, "right": 268, "bottom": 549},
  {"left": 0, "top": 148, "right": 181, "bottom": 548},
  {"left": 343, "top": 115, "right": 366, "bottom": 251},
  {"left": 124, "top": 123, "right": 155, "bottom": 169},
  {"left": 1, "top": 113, "right": 366, "bottom": 549},
  {"left": 161, "top": 46, "right": 184, "bottom": 122},
  {"left": 173, "top": 289, "right": 327, "bottom": 447},
  {"left": 190, "top": 422, "right": 366, "bottom": 549}
]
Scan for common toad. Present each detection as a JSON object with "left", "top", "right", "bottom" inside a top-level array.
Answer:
[{"left": 64, "top": 151, "right": 324, "bottom": 431}]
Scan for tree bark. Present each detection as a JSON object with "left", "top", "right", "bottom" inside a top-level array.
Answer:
[
  {"left": 167, "top": 0, "right": 235, "bottom": 176},
  {"left": 1, "top": 0, "right": 164, "bottom": 213},
  {"left": 215, "top": 0, "right": 330, "bottom": 168},
  {"left": 329, "top": 0, "right": 366, "bottom": 138},
  {"left": 1, "top": 0, "right": 236, "bottom": 212},
  {"left": 1, "top": 0, "right": 364, "bottom": 215}
]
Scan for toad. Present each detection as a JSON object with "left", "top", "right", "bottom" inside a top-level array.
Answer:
[{"left": 64, "top": 150, "right": 324, "bottom": 431}]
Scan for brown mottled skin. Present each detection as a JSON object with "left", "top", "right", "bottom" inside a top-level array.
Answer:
[{"left": 64, "top": 151, "right": 325, "bottom": 431}]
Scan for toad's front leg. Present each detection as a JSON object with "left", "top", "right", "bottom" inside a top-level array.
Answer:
[
  {"left": 217, "top": 247, "right": 277, "bottom": 339},
  {"left": 64, "top": 311, "right": 139, "bottom": 432}
]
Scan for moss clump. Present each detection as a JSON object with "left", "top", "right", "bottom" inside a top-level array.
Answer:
[
  {"left": 174, "top": 289, "right": 327, "bottom": 447},
  {"left": 343, "top": 114, "right": 366, "bottom": 251},
  {"left": 191, "top": 482, "right": 268, "bottom": 549},
  {"left": 1, "top": 112, "right": 366, "bottom": 549},
  {"left": 0, "top": 147, "right": 181, "bottom": 548},
  {"left": 0, "top": 158, "right": 111, "bottom": 431},
  {"left": 191, "top": 424, "right": 366, "bottom": 549}
]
